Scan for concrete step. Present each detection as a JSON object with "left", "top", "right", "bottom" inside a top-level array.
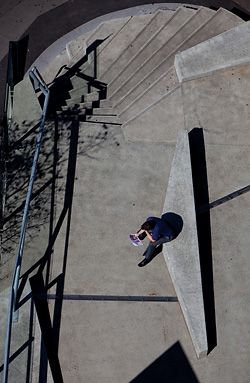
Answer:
[
  {"left": 175, "top": 11, "right": 247, "bottom": 82},
  {"left": 79, "top": 101, "right": 94, "bottom": 109},
  {"left": 92, "top": 107, "right": 116, "bottom": 115},
  {"left": 84, "top": 91, "right": 100, "bottom": 102},
  {"left": 66, "top": 97, "right": 82, "bottom": 107},
  {"left": 99, "top": 9, "right": 175, "bottom": 84},
  {"left": 66, "top": 17, "right": 130, "bottom": 65},
  {"left": 109, "top": 6, "right": 214, "bottom": 104},
  {"left": 99, "top": 99, "right": 114, "bottom": 108},
  {"left": 85, "top": 16, "right": 131, "bottom": 51},
  {"left": 85, "top": 115, "right": 121, "bottom": 124},
  {"left": 118, "top": 66, "right": 178, "bottom": 122},
  {"left": 162, "top": 129, "right": 208, "bottom": 358},
  {"left": 97, "top": 12, "right": 167, "bottom": 78},
  {"left": 122, "top": 86, "right": 183, "bottom": 143},
  {"left": 111, "top": 6, "right": 240, "bottom": 109},
  {"left": 107, "top": 6, "right": 195, "bottom": 97},
  {"left": 174, "top": 7, "right": 244, "bottom": 55},
  {"left": 69, "top": 75, "right": 89, "bottom": 93}
]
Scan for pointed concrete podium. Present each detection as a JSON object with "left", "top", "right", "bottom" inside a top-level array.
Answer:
[{"left": 163, "top": 130, "right": 208, "bottom": 358}]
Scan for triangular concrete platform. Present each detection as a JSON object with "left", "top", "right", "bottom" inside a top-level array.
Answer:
[{"left": 162, "top": 130, "right": 208, "bottom": 358}]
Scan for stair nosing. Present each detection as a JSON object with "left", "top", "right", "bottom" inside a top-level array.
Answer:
[
  {"left": 105, "top": 7, "right": 184, "bottom": 88},
  {"left": 111, "top": 7, "right": 218, "bottom": 105},
  {"left": 118, "top": 66, "right": 176, "bottom": 117},
  {"left": 108, "top": 6, "right": 213, "bottom": 100},
  {"left": 122, "top": 84, "right": 180, "bottom": 127},
  {"left": 99, "top": 8, "right": 181, "bottom": 83},
  {"left": 96, "top": 16, "right": 133, "bottom": 57}
]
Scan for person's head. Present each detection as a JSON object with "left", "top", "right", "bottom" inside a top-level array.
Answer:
[{"left": 141, "top": 220, "right": 155, "bottom": 232}]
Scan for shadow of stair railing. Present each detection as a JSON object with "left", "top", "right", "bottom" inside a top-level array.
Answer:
[{"left": 38, "top": 39, "right": 109, "bottom": 115}]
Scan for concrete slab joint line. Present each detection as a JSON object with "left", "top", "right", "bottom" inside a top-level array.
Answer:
[{"left": 162, "top": 130, "right": 208, "bottom": 358}]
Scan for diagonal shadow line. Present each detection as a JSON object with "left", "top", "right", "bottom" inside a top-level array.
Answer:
[
  {"left": 9, "top": 121, "right": 40, "bottom": 150},
  {"left": 75, "top": 71, "right": 107, "bottom": 90},
  {"left": 0, "top": 337, "right": 34, "bottom": 373},
  {"left": 16, "top": 274, "right": 62, "bottom": 310},
  {"left": 38, "top": 114, "right": 59, "bottom": 382},
  {"left": 4, "top": 177, "right": 53, "bottom": 224},
  {"left": 38, "top": 117, "right": 79, "bottom": 382},
  {"left": 198, "top": 184, "right": 250, "bottom": 214},
  {"left": 16, "top": 116, "right": 78, "bottom": 308},
  {"left": 29, "top": 272, "right": 64, "bottom": 383},
  {"left": 51, "top": 117, "right": 79, "bottom": 350}
]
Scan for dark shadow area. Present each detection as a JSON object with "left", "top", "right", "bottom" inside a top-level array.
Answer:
[
  {"left": 130, "top": 341, "right": 200, "bottom": 383},
  {"left": 161, "top": 212, "right": 183, "bottom": 239},
  {"left": 7, "top": 36, "right": 29, "bottom": 88},
  {"left": 38, "top": 39, "right": 107, "bottom": 114},
  {"left": 231, "top": 6, "right": 250, "bottom": 20},
  {"left": 29, "top": 272, "right": 64, "bottom": 383},
  {"left": 188, "top": 127, "right": 217, "bottom": 354}
]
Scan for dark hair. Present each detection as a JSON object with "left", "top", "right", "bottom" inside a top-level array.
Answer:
[{"left": 141, "top": 220, "right": 155, "bottom": 231}]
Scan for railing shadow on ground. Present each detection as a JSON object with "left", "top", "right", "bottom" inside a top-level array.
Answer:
[
  {"left": 4, "top": 107, "right": 114, "bottom": 381},
  {"left": 130, "top": 341, "right": 200, "bottom": 383},
  {"left": 188, "top": 127, "right": 217, "bottom": 354},
  {"left": 38, "top": 39, "right": 109, "bottom": 115}
]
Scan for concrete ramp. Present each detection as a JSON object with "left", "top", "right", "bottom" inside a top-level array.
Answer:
[
  {"left": 162, "top": 130, "right": 208, "bottom": 358},
  {"left": 175, "top": 20, "right": 250, "bottom": 81}
]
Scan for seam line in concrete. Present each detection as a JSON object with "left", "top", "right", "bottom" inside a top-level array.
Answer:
[{"left": 47, "top": 294, "right": 178, "bottom": 302}]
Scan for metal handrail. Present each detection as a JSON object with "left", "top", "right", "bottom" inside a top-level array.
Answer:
[{"left": 2, "top": 67, "right": 50, "bottom": 383}]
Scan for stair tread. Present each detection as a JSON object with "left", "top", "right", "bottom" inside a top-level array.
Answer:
[
  {"left": 99, "top": 9, "right": 179, "bottom": 84},
  {"left": 66, "top": 17, "right": 130, "bottom": 65},
  {"left": 98, "top": 13, "right": 158, "bottom": 78},
  {"left": 109, "top": 6, "right": 214, "bottom": 102},
  {"left": 122, "top": 86, "right": 183, "bottom": 143},
  {"left": 107, "top": 6, "right": 197, "bottom": 96},
  {"left": 111, "top": 6, "right": 242, "bottom": 109},
  {"left": 118, "top": 66, "right": 178, "bottom": 122}
]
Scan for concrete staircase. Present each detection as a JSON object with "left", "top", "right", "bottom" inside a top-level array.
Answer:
[{"left": 47, "top": 5, "right": 243, "bottom": 139}]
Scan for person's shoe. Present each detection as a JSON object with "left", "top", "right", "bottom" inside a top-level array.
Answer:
[{"left": 138, "top": 258, "right": 149, "bottom": 267}]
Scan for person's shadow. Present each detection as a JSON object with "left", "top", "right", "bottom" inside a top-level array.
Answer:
[{"left": 140, "top": 212, "right": 183, "bottom": 265}]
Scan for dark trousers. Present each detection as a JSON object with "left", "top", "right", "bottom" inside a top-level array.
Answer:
[{"left": 144, "top": 236, "right": 174, "bottom": 260}]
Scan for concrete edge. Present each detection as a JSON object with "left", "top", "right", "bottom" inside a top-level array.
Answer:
[
  {"left": 162, "top": 129, "right": 208, "bottom": 359},
  {"left": 175, "top": 54, "right": 250, "bottom": 82}
]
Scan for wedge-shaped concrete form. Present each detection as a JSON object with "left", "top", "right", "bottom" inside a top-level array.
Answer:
[
  {"left": 175, "top": 20, "right": 250, "bottom": 81},
  {"left": 162, "top": 130, "right": 208, "bottom": 358}
]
